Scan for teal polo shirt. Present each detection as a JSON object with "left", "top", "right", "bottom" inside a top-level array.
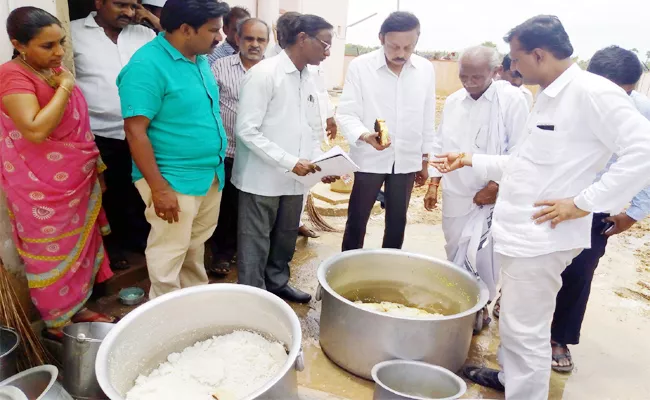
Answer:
[{"left": 117, "top": 33, "right": 226, "bottom": 196}]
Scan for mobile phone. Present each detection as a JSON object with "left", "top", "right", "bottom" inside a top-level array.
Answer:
[{"left": 601, "top": 220, "right": 615, "bottom": 235}]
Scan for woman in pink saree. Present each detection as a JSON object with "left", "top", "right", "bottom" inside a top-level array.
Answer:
[{"left": 0, "top": 7, "right": 116, "bottom": 339}]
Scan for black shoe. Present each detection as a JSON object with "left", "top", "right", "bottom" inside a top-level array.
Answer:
[
  {"left": 271, "top": 285, "right": 312, "bottom": 303},
  {"left": 462, "top": 366, "right": 505, "bottom": 392}
]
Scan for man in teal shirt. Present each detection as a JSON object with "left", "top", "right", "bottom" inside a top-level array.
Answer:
[{"left": 117, "top": 0, "right": 229, "bottom": 299}]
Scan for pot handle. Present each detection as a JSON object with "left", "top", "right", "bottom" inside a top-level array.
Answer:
[
  {"left": 315, "top": 284, "right": 323, "bottom": 302},
  {"left": 295, "top": 348, "right": 305, "bottom": 372}
]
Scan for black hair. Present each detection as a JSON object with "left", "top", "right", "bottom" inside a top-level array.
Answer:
[
  {"left": 277, "top": 11, "right": 301, "bottom": 48},
  {"left": 160, "top": 0, "right": 230, "bottom": 33},
  {"left": 236, "top": 18, "right": 270, "bottom": 39},
  {"left": 224, "top": 6, "right": 251, "bottom": 27},
  {"left": 6, "top": 6, "right": 61, "bottom": 59},
  {"left": 285, "top": 14, "right": 333, "bottom": 47},
  {"left": 587, "top": 46, "right": 643, "bottom": 86},
  {"left": 501, "top": 54, "right": 523, "bottom": 78},
  {"left": 504, "top": 15, "right": 573, "bottom": 60},
  {"left": 379, "top": 11, "right": 420, "bottom": 35}
]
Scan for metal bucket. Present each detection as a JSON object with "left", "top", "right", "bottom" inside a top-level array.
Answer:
[
  {"left": 0, "top": 365, "right": 72, "bottom": 400},
  {"left": 95, "top": 284, "right": 304, "bottom": 400},
  {"left": 0, "top": 327, "right": 19, "bottom": 382},
  {"left": 372, "top": 360, "right": 466, "bottom": 400},
  {"left": 317, "top": 249, "right": 490, "bottom": 379},
  {"left": 63, "top": 323, "right": 114, "bottom": 399}
]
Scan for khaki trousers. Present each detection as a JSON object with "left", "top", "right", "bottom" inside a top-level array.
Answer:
[{"left": 135, "top": 179, "right": 222, "bottom": 299}]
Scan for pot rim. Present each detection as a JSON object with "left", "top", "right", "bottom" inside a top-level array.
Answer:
[
  {"left": 95, "top": 284, "right": 302, "bottom": 400},
  {"left": 62, "top": 322, "right": 115, "bottom": 343},
  {"left": 0, "top": 365, "right": 59, "bottom": 397},
  {"left": 0, "top": 326, "right": 20, "bottom": 359},
  {"left": 371, "top": 360, "right": 467, "bottom": 400},
  {"left": 317, "top": 249, "right": 490, "bottom": 321}
]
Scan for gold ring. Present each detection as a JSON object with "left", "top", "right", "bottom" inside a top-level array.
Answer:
[{"left": 158, "top": 212, "right": 165, "bottom": 217}]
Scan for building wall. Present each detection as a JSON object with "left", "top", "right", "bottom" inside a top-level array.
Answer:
[{"left": 639, "top": 72, "right": 650, "bottom": 97}]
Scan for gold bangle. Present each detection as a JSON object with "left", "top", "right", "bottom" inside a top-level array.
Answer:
[
  {"left": 58, "top": 85, "right": 72, "bottom": 95},
  {"left": 457, "top": 152, "right": 466, "bottom": 166},
  {"left": 428, "top": 182, "right": 439, "bottom": 187}
]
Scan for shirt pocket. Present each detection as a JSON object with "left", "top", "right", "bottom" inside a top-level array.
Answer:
[{"left": 519, "top": 126, "right": 564, "bottom": 165}]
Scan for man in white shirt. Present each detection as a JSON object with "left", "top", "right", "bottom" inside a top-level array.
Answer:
[
  {"left": 425, "top": 46, "right": 529, "bottom": 312},
  {"left": 233, "top": 15, "right": 336, "bottom": 303},
  {"left": 498, "top": 54, "right": 534, "bottom": 109},
  {"left": 270, "top": 11, "right": 338, "bottom": 239},
  {"left": 206, "top": 18, "right": 270, "bottom": 276},
  {"left": 432, "top": 16, "right": 650, "bottom": 399},
  {"left": 207, "top": 6, "right": 251, "bottom": 65},
  {"left": 550, "top": 46, "right": 650, "bottom": 373},
  {"left": 71, "top": 0, "right": 157, "bottom": 269},
  {"left": 337, "top": 12, "right": 435, "bottom": 251}
]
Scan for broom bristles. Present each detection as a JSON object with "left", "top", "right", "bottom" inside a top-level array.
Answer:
[
  {"left": 305, "top": 193, "right": 339, "bottom": 233},
  {"left": 0, "top": 262, "right": 56, "bottom": 371}
]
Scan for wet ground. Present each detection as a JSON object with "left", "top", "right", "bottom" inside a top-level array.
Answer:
[{"left": 90, "top": 189, "right": 650, "bottom": 400}]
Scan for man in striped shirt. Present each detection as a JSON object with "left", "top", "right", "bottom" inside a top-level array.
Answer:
[
  {"left": 207, "top": 6, "right": 251, "bottom": 66},
  {"left": 206, "top": 18, "right": 270, "bottom": 275}
]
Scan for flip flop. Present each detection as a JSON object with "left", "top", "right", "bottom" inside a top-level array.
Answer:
[
  {"left": 298, "top": 226, "right": 320, "bottom": 238},
  {"left": 462, "top": 366, "right": 505, "bottom": 392},
  {"left": 71, "top": 308, "right": 120, "bottom": 324},
  {"left": 551, "top": 342, "right": 575, "bottom": 373},
  {"left": 493, "top": 296, "right": 500, "bottom": 319},
  {"left": 109, "top": 250, "right": 131, "bottom": 271},
  {"left": 207, "top": 260, "right": 231, "bottom": 276}
]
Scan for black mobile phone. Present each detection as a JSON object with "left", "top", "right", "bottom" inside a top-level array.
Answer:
[{"left": 601, "top": 221, "right": 615, "bottom": 235}]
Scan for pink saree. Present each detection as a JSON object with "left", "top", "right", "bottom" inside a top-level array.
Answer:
[{"left": 0, "top": 62, "right": 113, "bottom": 328}]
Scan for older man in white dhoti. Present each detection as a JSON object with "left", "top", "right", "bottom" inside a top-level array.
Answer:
[{"left": 424, "top": 46, "right": 529, "bottom": 312}]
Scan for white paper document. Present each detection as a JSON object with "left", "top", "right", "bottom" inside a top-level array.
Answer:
[{"left": 287, "top": 146, "right": 360, "bottom": 187}]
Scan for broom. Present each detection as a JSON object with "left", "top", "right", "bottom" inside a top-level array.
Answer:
[
  {"left": 0, "top": 262, "right": 55, "bottom": 371},
  {"left": 305, "top": 193, "right": 339, "bottom": 232}
]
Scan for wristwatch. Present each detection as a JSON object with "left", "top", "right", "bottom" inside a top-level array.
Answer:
[{"left": 422, "top": 155, "right": 430, "bottom": 162}]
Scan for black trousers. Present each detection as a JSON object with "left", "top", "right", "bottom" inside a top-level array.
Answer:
[
  {"left": 342, "top": 171, "right": 416, "bottom": 251},
  {"left": 207, "top": 158, "right": 238, "bottom": 262},
  {"left": 237, "top": 191, "right": 303, "bottom": 291},
  {"left": 551, "top": 213, "right": 610, "bottom": 345},
  {"left": 95, "top": 135, "right": 149, "bottom": 253}
]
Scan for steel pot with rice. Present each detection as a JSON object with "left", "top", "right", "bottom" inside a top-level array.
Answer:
[
  {"left": 95, "top": 284, "right": 304, "bottom": 400},
  {"left": 316, "top": 249, "right": 490, "bottom": 379}
]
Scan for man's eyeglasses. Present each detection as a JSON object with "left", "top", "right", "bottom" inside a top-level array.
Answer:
[{"left": 311, "top": 36, "right": 331, "bottom": 52}]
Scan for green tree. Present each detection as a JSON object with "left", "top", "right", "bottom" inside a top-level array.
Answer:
[
  {"left": 481, "top": 41, "right": 498, "bottom": 48},
  {"left": 631, "top": 48, "right": 639, "bottom": 54}
]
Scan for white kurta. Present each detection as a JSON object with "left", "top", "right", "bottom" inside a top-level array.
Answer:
[
  {"left": 469, "top": 64, "right": 650, "bottom": 400},
  {"left": 434, "top": 81, "right": 529, "bottom": 298}
]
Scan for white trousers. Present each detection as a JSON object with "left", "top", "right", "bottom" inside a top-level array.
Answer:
[
  {"left": 442, "top": 211, "right": 498, "bottom": 299},
  {"left": 496, "top": 250, "right": 581, "bottom": 400}
]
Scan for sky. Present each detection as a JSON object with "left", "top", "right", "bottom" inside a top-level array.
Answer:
[{"left": 345, "top": 0, "right": 650, "bottom": 60}]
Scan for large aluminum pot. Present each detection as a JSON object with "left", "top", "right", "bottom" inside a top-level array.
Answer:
[
  {"left": 0, "top": 327, "right": 19, "bottom": 382},
  {"left": 95, "top": 284, "right": 304, "bottom": 400},
  {"left": 0, "top": 365, "right": 73, "bottom": 400},
  {"left": 371, "top": 360, "right": 466, "bottom": 400},
  {"left": 317, "top": 249, "right": 489, "bottom": 379}
]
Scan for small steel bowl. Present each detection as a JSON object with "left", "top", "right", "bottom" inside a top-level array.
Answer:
[{"left": 118, "top": 287, "right": 145, "bottom": 306}]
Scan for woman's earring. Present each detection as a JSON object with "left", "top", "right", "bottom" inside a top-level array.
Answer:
[{"left": 20, "top": 52, "right": 26, "bottom": 61}]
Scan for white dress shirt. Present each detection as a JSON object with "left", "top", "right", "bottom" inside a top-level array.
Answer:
[
  {"left": 433, "top": 81, "right": 529, "bottom": 217},
  {"left": 520, "top": 86, "right": 534, "bottom": 110},
  {"left": 471, "top": 64, "right": 650, "bottom": 258},
  {"left": 336, "top": 48, "right": 436, "bottom": 174},
  {"left": 71, "top": 13, "right": 155, "bottom": 140},
  {"left": 232, "top": 51, "right": 322, "bottom": 197}
]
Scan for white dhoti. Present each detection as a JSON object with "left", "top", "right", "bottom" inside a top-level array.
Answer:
[
  {"left": 442, "top": 205, "right": 498, "bottom": 299},
  {"left": 496, "top": 249, "right": 580, "bottom": 400}
]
